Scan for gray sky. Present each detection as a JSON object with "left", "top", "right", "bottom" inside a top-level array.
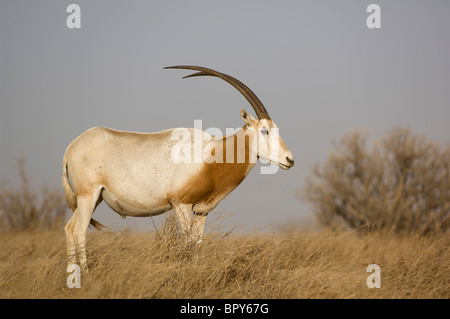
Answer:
[{"left": 1, "top": 1, "right": 449, "bottom": 232}]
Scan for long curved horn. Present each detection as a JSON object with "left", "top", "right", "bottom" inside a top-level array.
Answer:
[{"left": 164, "top": 65, "right": 270, "bottom": 119}]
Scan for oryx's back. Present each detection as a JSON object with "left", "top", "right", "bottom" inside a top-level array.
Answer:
[{"left": 63, "top": 126, "right": 196, "bottom": 217}]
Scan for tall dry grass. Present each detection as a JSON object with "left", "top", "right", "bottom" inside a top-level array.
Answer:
[
  {"left": 0, "top": 223, "right": 448, "bottom": 298},
  {"left": 0, "top": 156, "right": 448, "bottom": 299}
]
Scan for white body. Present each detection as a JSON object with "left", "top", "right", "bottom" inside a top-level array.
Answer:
[{"left": 64, "top": 125, "right": 252, "bottom": 219}]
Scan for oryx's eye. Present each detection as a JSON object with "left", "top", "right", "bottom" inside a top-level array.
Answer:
[{"left": 260, "top": 128, "right": 269, "bottom": 135}]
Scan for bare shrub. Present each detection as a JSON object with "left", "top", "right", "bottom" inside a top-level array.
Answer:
[
  {"left": 0, "top": 158, "right": 68, "bottom": 232},
  {"left": 301, "top": 127, "right": 450, "bottom": 234}
]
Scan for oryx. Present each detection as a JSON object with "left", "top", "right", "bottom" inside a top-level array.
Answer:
[{"left": 63, "top": 66, "right": 294, "bottom": 271}]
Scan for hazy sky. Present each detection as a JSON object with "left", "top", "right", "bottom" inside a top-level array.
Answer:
[{"left": 1, "top": 1, "right": 449, "bottom": 232}]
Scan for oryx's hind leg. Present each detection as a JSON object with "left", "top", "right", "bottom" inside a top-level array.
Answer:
[
  {"left": 65, "top": 212, "right": 78, "bottom": 266},
  {"left": 71, "top": 188, "right": 102, "bottom": 272}
]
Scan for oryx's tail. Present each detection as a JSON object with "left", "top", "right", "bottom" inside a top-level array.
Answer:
[{"left": 63, "top": 155, "right": 77, "bottom": 212}]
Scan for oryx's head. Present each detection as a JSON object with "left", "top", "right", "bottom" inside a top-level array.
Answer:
[{"left": 165, "top": 65, "right": 295, "bottom": 170}]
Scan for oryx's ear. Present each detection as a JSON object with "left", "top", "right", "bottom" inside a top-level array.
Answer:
[{"left": 240, "top": 108, "right": 257, "bottom": 127}]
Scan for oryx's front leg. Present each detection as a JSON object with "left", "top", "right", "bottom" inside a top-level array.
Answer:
[
  {"left": 191, "top": 212, "right": 208, "bottom": 244},
  {"left": 174, "top": 204, "right": 193, "bottom": 243},
  {"left": 174, "top": 204, "right": 207, "bottom": 244}
]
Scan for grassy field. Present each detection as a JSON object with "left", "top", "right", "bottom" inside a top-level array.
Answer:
[{"left": 0, "top": 223, "right": 448, "bottom": 299}]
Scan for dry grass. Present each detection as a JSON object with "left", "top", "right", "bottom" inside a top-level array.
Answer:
[
  {"left": 0, "top": 224, "right": 448, "bottom": 299},
  {"left": 0, "top": 158, "right": 448, "bottom": 299}
]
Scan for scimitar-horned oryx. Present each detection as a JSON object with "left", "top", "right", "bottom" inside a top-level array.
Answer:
[{"left": 63, "top": 65, "right": 294, "bottom": 271}]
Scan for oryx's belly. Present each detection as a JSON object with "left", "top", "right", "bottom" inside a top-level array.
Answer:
[{"left": 101, "top": 188, "right": 172, "bottom": 217}]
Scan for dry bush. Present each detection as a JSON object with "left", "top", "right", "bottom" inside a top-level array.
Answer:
[
  {"left": 301, "top": 127, "right": 450, "bottom": 234},
  {"left": 0, "top": 158, "right": 68, "bottom": 232}
]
